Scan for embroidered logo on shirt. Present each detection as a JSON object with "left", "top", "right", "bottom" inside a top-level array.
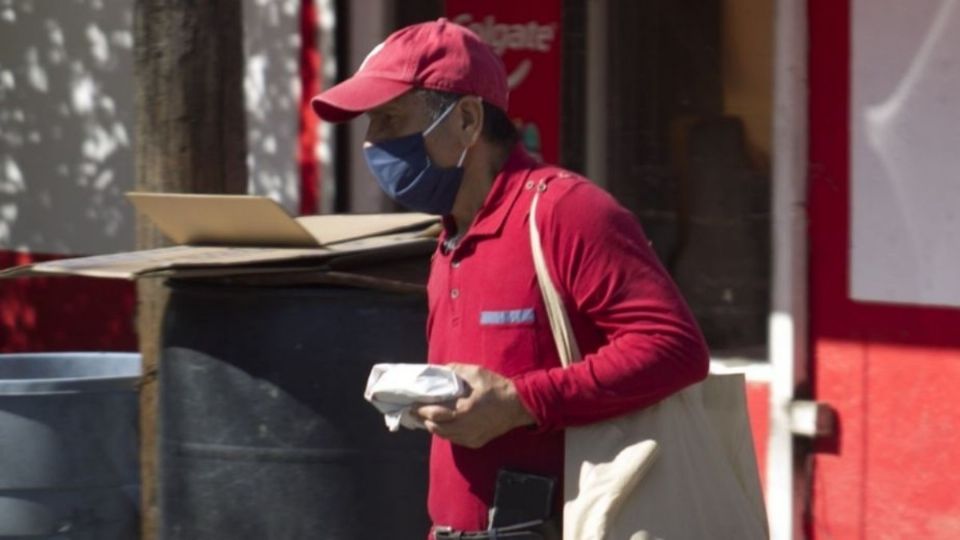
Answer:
[{"left": 479, "top": 308, "right": 535, "bottom": 325}]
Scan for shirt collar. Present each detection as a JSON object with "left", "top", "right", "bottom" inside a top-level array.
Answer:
[{"left": 441, "top": 144, "right": 538, "bottom": 243}]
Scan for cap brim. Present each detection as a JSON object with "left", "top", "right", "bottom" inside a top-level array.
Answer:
[{"left": 310, "top": 76, "right": 413, "bottom": 122}]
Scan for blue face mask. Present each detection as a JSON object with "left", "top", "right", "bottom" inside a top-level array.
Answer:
[{"left": 363, "top": 102, "right": 468, "bottom": 215}]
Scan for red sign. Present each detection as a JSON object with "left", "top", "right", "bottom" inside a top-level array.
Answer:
[{"left": 445, "top": 1, "right": 563, "bottom": 164}]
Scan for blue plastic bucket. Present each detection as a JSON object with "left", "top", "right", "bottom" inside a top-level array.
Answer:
[{"left": 0, "top": 353, "right": 140, "bottom": 538}]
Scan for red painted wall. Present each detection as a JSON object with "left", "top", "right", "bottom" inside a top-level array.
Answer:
[
  {"left": 0, "top": 251, "right": 136, "bottom": 353},
  {"left": 808, "top": 1, "right": 960, "bottom": 537},
  {"left": 298, "top": 0, "right": 321, "bottom": 215},
  {"left": 746, "top": 381, "right": 769, "bottom": 490}
]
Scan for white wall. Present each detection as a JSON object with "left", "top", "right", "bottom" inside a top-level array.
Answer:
[
  {"left": 345, "top": 0, "right": 394, "bottom": 213},
  {"left": 0, "top": 0, "right": 136, "bottom": 255},
  {"left": 851, "top": 0, "right": 960, "bottom": 307},
  {"left": 0, "top": 0, "right": 303, "bottom": 256},
  {"left": 243, "top": 0, "right": 301, "bottom": 215}
]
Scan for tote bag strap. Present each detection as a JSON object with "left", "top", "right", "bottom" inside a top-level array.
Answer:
[{"left": 529, "top": 182, "right": 582, "bottom": 367}]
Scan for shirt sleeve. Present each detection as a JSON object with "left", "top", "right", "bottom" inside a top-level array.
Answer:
[{"left": 512, "top": 180, "right": 710, "bottom": 431}]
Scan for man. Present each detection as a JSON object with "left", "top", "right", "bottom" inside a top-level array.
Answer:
[{"left": 311, "top": 19, "right": 709, "bottom": 539}]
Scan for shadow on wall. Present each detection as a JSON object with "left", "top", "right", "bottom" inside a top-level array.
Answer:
[
  {"left": 0, "top": 0, "right": 136, "bottom": 256},
  {"left": 852, "top": 0, "right": 960, "bottom": 308},
  {"left": 244, "top": 0, "right": 302, "bottom": 214},
  {"left": 0, "top": 0, "right": 305, "bottom": 256},
  {"left": 0, "top": 0, "right": 138, "bottom": 353},
  {"left": 0, "top": 0, "right": 305, "bottom": 353}
]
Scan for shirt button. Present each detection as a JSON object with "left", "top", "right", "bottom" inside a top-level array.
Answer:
[
  {"left": 450, "top": 288, "right": 460, "bottom": 299},
  {"left": 451, "top": 260, "right": 461, "bottom": 268}
]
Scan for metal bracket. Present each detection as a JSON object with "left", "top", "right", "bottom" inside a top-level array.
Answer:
[{"left": 788, "top": 400, "right": 835, "bottom": 438}]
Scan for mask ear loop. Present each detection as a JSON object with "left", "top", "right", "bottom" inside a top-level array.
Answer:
[
  {"left": 424, "top": 98, "right": 478, "bottom": 168},
  {"left": 423, "top": 101, "right": 458, "bottom": 136},
  {"left": 457, "top": 114, "right": 484, "bottom": 167}
]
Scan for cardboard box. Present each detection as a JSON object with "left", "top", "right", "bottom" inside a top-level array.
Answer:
[{"left": 0, "top": 194, "right": 440, "bottom": 285}]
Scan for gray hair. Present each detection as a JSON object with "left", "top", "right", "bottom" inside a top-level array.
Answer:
[
  {"left": 415, "top": 88, "right": 462, "bottom": 121},
  {"left": 414, "top": 88, "right": 520, "bottom": 149}
]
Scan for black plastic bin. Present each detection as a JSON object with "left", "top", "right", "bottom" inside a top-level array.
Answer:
[{"left": 158, "top": 282, "right": 430, "bottom": 539}]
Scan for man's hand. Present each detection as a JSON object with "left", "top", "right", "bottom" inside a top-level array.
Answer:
[{"left": 414, "top": 363, "right": 536, "bottom": 449}]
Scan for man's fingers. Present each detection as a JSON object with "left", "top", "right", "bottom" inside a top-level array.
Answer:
[
  {"left": 416, "top": 404, "right": 458, "bottom": 423},
  {"left": 425, "top": 421, "right": 477, "bottom": 448},
  {"left": 424, "top": 419, "right": 441, "bottom": 434},
  {"left": 425, "top": 419, "right": 458, "bottom": 438}
]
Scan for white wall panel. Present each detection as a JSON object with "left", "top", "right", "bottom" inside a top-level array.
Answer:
[
  {"left": 243, "top": 0, "right": 300, "bottom": 215},
  {"left": 0, "top": 0, "right": 136, "bottom": 255},
  {"left": 851, "top": 0, "right": 960, "bottom": 307}
]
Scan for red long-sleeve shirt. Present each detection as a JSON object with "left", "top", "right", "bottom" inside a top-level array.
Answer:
[{"left": 425, "top": 146, "right": 709, "bottom": 532}]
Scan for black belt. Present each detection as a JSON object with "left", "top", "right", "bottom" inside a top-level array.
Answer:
[{"left": 433, "top": 519, "right": 560, "bottom": 540}]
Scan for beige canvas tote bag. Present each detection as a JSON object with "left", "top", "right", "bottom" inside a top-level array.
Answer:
[{"left": 528, "top": 182, "right": 768, "bottom": 540}]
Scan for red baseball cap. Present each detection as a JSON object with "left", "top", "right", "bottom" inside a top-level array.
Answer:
[{"left": 311, "top": 18, "right": 508, "bottom": 123}]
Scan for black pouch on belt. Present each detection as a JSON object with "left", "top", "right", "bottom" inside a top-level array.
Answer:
[{"left": 488, "top": 469, "right": 556, "bottom": 528}]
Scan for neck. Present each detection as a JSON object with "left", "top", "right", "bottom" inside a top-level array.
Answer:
[{"left": 449, "top": 143, "right": 512, "bottom": 234}]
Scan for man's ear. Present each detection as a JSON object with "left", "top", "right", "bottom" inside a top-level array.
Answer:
[{"left": 457, "top": 96, "right": 484, "bottom": 146}]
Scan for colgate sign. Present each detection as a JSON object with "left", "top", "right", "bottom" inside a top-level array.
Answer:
[
  {"left": 452, "top": 14, "right": 556, "bottom": 54},
  {"left": 446, "top": 0, "right": 562, "bottom": 164}
]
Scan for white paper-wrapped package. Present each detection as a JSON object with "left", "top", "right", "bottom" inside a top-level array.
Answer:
[{"left": 364, "top": 364, "right": 465, "bottom": 431}]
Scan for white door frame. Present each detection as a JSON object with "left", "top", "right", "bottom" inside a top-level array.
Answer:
[{"left": 768, "top": 0, "right": 810, "bottom": 538}]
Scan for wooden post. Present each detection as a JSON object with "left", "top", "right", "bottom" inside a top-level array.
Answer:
[{"left": 132, "top": 1, "right": 247, "bottom": 537}]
